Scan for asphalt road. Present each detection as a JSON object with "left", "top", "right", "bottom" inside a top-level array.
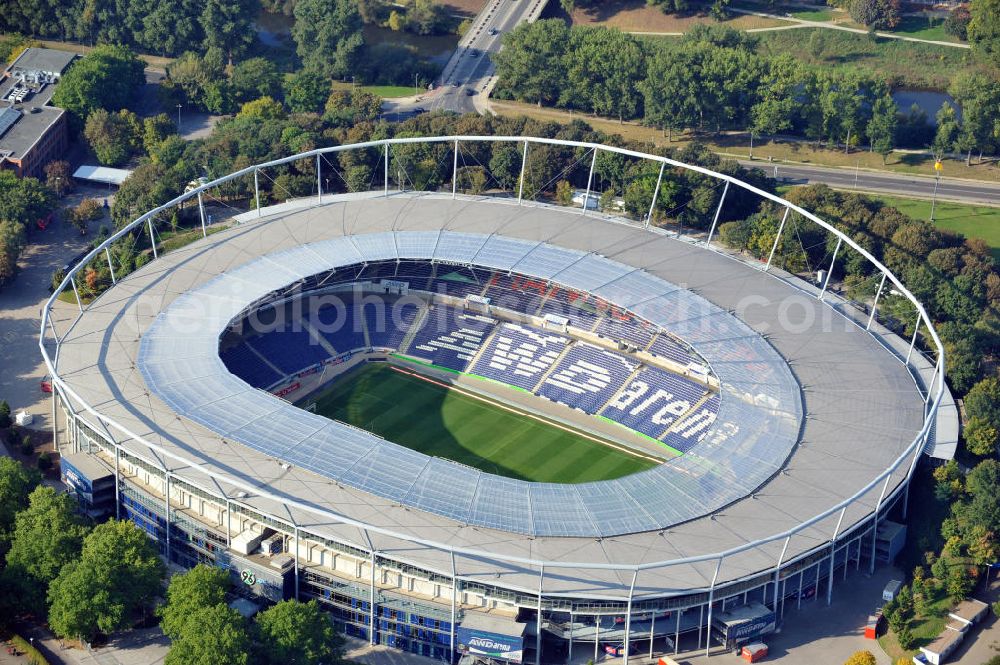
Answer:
[
  {"left": 388, "top": 0, "right": 545, "bottom": 116},
  {"left": 742, "top": 160, "right": 1000, "bottom": 205}
]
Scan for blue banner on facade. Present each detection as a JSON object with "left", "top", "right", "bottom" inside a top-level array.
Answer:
[{"left": 456, "top": 627, "right": 524, "bottom": 663}]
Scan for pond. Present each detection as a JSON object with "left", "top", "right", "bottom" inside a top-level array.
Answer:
[
  {"left": 255, "top": 11, "right": 458, "bottom": 62},
  {"left": 891, "top": 89, "right": 958, "bottom": 125}
]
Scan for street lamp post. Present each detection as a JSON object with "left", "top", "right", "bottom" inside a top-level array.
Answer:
[
  {"left": 176, "top": 104, "right": 182, "bottom": 132},
  {"left": 930, "top": 159, "right": 943, "bottom": 221}
]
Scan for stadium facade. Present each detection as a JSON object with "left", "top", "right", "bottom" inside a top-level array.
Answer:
[{"left": 43, "top": 137, "right": 945, "bottom": 664}]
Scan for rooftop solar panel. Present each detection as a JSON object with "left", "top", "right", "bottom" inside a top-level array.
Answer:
[{"left": 0, "top": 107, "right": 22, "bottom": 139}]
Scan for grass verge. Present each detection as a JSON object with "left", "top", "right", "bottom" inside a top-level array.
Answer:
[{"left": 871, "top": 195, "right": 1000, "bottom": 261}]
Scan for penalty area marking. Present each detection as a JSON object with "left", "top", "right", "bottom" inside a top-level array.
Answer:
[{"left": 387, "top": 364, "right": 664, "bottom": 465}]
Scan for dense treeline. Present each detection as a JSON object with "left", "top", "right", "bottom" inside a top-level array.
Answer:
[
  {"left": 155, "top": 0, "right": 436, "bottom": 115},
  {"left": 0, "top": 0, "right": 259, "bottom": 59},
  {"left": 494, "top": 22, "right": 1000, "bottom": 159}
]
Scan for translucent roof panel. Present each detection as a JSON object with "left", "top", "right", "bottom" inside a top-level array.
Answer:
[{"left": 138, "top": 231, "right": 803, "bottom": 537}]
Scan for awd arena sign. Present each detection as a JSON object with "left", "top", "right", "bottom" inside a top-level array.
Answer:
[{"left": 456, "top": 627, "right": 524, "bottom": 663}]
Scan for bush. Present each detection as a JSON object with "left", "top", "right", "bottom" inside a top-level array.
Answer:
[
  {"left": 849, "top": 0, "right": 901, "bottom": 29},
  {"left": 896, "top": 624, "right": 915, "bottom": 650},
  {"left": 37, "top": 451, "right": 52, "bottom": 471},
  {"left": 943, "top": 7, "right": 971, "bottom": 40},
  {"left": 20, "top": 436, "right": 33, "bottom": 456},
  {"left": 50, "top": 267, "right": 65, "bottom": 293},
  {"left": 0, "top": 400, "right": 10, "bottom": 428}
]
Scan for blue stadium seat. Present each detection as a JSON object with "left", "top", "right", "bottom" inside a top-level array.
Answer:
[
  {"left": 407, "top": 306, "right": 498, "bottom": 371},
  {"left": 600, "top": 366, "right": 709, "bottom": 441},
  {"left": 536, "top": 343, "right": 637, "bottom": 414},
  {"left": 470, "top": 323, "right": 569, "bottom": 391}
]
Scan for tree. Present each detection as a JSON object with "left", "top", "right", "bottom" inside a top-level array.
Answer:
[
  {"left": 493, "top": 20, "right": 570, "bottom": 107},
  {"left": 159, "top": 565, "right": 231, "bottom": 640},
  {"left": 406, "top": 0, "right": 451, "bottom": 35},
  {"left": 44, "top": 160, "right": 73, "bottom": 196},
  {"left": 254, "top": 599, "right": 344, "bottom": 665},
  {"left": 848, "top": 0, "right": 901, "bottom": 29},
  {"left": 237, "top": 97, "right": 287, "bottom": 121},
  {"left": 964, "top": 459, "right": 1000, "bottom": 534},
  {"left": 0, "top": 170, "right": 55, "bottom": 228},
  {"left": 933, "top": 460, "right": 964, "bottom": 501},
  {"left": 231, "top": 58, "right": 282, "bottom": 103},
  {"left": 51, "top": 45, "right": 145, "bottom": 128},
  {"left": 130, "top": 0, "right": 204, "bottom": 57},
  {"left": 562, "top": 28, "right": 645, "bottom": 121},
  {"left": 867, "top": 95, "right": 897, "bottom": 164},
  {"left": 843, "top": 651, "right": 877, "bottom": 665},
  {"left": 111, "top": 161, "right": 186, "bottom": 229},
  {"left": 946, "top": 563, "right": 976, "bottom": 599},
  {"left": 944, "top": 7, "right": 972, "bottom": 40},
  {"left": 142, "top": 114, "right": 176, "bottom": 155},
  {"left": 0, "top": 457, "right": 40, "bottom": 553},
  {"left": 0, "top": 220, "right": 27, "bottom": 288},
  {"left": 641, "top": 46, "right": 700, "bottom": 141},
  {"left": 283, "top": 71, "right": 329, "bottom": 114},
  {"left": 748, "top": 55, "right": 800, "bottom": 156},
  {"left": 968, "top": 0, "right": 1000, "bottom": 66},
  {"left": 896, "top": 624, "right": 915, "bottom": 650},
  {"left": 5, "top": 486, "right": 89, "bottom": 614},
  {"left": 964, "top": 378, "right": 1000, "bottom": 425},
  {"left": 949, "top": 73, "right": 1000, "bottom": 166},
  {"left": 84, "top": 109, "right": 142, "bottom": 166},
  {"left": 165, "top": 604, "right": 251, "bottom": 665},
  {"left": 932, "top": 103, "right": 960, "bottom": 159},
  {"left": 555, "top": 179, "right": 573, "bottom": 206},
  {"left": 199, "top": 0, "right": 260, "bottom": 61},
  {"left": 47, "top": 520, "right": 165, "bottom": 641},
  {"left": 965, "top": 417, "right": 999, "bottom": 457},
  {"left": 292, "top": 0, "right": 365, "bottom": 78}
]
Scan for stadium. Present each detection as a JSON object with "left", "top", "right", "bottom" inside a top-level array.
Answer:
[{"left": 42, "top": 137, "right": 946, "bottom": 664}]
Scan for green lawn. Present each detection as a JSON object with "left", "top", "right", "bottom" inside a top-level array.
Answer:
[
  {"left": 788, "top": 8, "right": 834, "bottom": 21},
  {"left": 361, "top": 85, "right": 421, "bottom": 98},
  {"left": 890, "top": 14, "right": 959, "bottom": 43},
  {"left": 754, "top": 28, "right": 975, "bottom": 90},
  {"left": 308, "top": 362, "right": 658, "bottom": 483},
  {"left": 873, "top": 195, "right": 1000, "bottom": 261},
  {"left": 331, "top": 82, "right": 421, "bottom": 99}
]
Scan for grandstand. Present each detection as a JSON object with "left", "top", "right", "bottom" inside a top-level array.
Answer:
[
  {"left": 218, "top": 284, "right": 716, "bottom": 455},
  {"left": 406, "top": 306, "right": 497, "bottom": 371},
  {"left": 42, "top": 137, "right": 944, "bottom": 665}
]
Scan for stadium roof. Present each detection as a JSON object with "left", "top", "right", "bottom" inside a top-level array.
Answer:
[
  {"left": 51, "top": 193, "right": 926, "bottom": 597},
  {"left": 138, "top": 230, "right": 801, "bottom": 537}
]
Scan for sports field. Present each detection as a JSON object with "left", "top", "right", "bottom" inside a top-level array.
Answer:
[{"left": 309, "top": 363, "right": 658, "bottom": 483}]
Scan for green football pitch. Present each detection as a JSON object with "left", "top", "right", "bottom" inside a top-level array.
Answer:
[{"left": 307, "top": 362, "right": 658, "bottom": 483}]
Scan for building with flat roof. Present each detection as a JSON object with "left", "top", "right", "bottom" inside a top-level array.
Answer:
[{"left": 0, "top": 48, "right": 76, "bottom": 179}]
